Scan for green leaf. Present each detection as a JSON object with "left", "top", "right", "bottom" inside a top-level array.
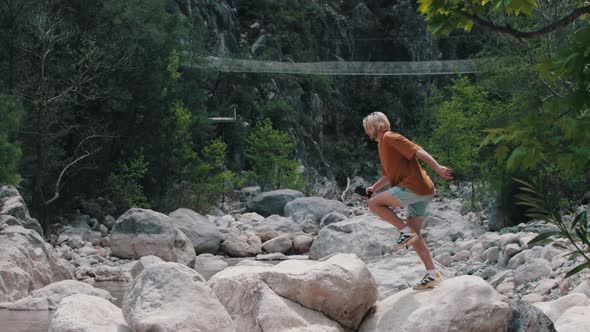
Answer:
[
  {"left": 528, "top": 231, "right": 562, "bottom": 246},
  {"left": 514, "top": 193, "right": 540, "bottom": 203},
  {"left": 571, "top": 210, "right": 587, "bottom": 232},
  {"left": 516, "top": 201, "right": 542, "bottom": 209},
  {"left": 512, "top": 177, "right": 534, "bottom": 189},
  {"left": 494, "top": 145, "right": 510, "bottom": 161},
  {"left": 517, "top": 186, "right": 537, "bottom": 194},
  {"left": 565, "top": 262, "right": 590, "bottom": 278},
  {"left": 525, "top": 213, "right": 550, "bottom": 220},
  {"left": 575, "top": 228, "right": 590, "bottom": 247}
]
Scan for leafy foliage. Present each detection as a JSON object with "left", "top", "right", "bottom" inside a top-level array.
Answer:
[
  {"left": 245, "top": 118, "right": 301, "bottom": 191},
  {"left": 418, "top": 0, "right": 538, "bottom": 36},
  {"left": 517, "top": 178, "right": 590, "bottom": 278},
  {"left": 107, "top": 151, "right": 150, "bottom": 209},
  {"left": 0, "top": 96, "right": 24, "bottom": 185},
  {"left": 419, "top": 0, "right": 589, "bottom": 219}
]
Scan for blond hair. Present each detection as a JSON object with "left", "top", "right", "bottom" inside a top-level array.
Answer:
[{"left": 363, "top": 112, "right": 391, "bottom": 138}]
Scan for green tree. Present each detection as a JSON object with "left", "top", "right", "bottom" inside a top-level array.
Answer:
[
  {"left": 426, "top": 77, "right": 494, "bottom": 178},
  {"left": 164, "top": 137, "right": 234, "bottom": 212},
  {"left": 419, "top": 0, "right": 590, "bottom": 181},
  {"left": 246, "top": 118, "right": 300, "bottom": 190},
  {"left": 420, "top": 77, "right": 500, "bottom": 210},
  {"left": 260, "top": 99, "right": 295, "bottom": 131},
  {"left": 107, "top": 150, "right": 150, "bottom": 209},
  {"left": 0, "top": 96, "right": 24, "bottom": 185}
]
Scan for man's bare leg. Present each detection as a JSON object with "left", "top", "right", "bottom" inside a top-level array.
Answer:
[
  {"left": 367, "top": 191, "right": 406, "bottom": 230},
  {"left": 407, "top": 216, "right": 435, "bottom": 271}
]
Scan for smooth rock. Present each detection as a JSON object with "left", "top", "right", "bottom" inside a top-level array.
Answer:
[
  {"left": 246, "top": 189, "right": 304, "bottom": 217},
  {"left": 309, "top": 214, "right": 397, "bottom": 259},
  {"left": 292, "top": 234, "right": 314, "bottom": 254},
  {"left": 509, "top": 300, "right": 556, "bottom": 332},
  {"left": 555, "top": 305, "right": 590, "bottom": 332},
  {"left": 49, "top": 294, "right": 130, "bottom": 332},
  {"left": 123, "top": 262, "right": 235, "bottom": 332},
  {"left": 359, "top": 275, "right": 511, "bottom": 332},
  {"left": 533, "top": 293, "right": 590, "bottom": 322},
  {"left": 109, "top": 208, "right": 196, "bottom": 265},
  {"left": 285, "top": 197, "right": 350, "bottom": 223},
  {"left": 262, "top": 234, "right": 292, "bottom": 254},
  {"left": 209, "top": 253, "right": 377, "bottom": 331},
  {"left": 8, "top": 280, "right": 112, "bottom": 310},
  {"left": 168, "top": 208, "right": 223, "bottom": 254}
]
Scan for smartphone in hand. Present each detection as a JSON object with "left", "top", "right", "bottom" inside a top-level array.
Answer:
[{"left": 354, "top": 186, "right": 373, "bottom": 199}]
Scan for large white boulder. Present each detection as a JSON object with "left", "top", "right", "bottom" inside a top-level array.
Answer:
[
  {"left": 366, "top": 254, "right": 454, "bottom": 300},
  {"left": 168, "top": 208, "right": 223, "bottom": 254},
  {"left": 109, "top": 208, "right": 195, "bottom": 265},
  {"left": 0, "top": 225, "right": 74, "bottom": 302},
  {"left": 555, "top": 305, "right": 590, "bottom": 332},
  {"left": 309, "top": 214, "right": 397, "bottom": 259},
  {"left": 0, "top": 185, "right": 43, "bottom": 235},
  {"left": 129, "top": 255, "right": 163, "bottom": 279},
  {"left": 359, "top": 275, "right": 511, "bottom": 332},
  {"left": 209, "top": 253, "right": 378, "bottom": 331},
  {"left": 533, "top": 292, "right": 590, "bottom": 322},
  {"left": 48, "top": 294, "right": 130, "bottom": 332},
  {"left": 8, "top": 279, "right": 112, "bottom": 310},
  {"left": 123, "top": 262, "right": 235, "bottom": 332}
]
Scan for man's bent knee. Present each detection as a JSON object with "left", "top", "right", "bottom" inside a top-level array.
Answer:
[{"left": 367, "top": 198, "right": 379, "bottom": 212}]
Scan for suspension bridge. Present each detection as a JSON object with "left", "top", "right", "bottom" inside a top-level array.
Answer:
[
  {"left": 198, "top": 56, "right": 486, "bottom": 76},
  {"left": 196, "top": 56, "right": 491, "bottom": 122}
]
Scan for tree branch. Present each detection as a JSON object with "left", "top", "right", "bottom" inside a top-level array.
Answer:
[
  {"left": 464, "top": 5, "right": 590, "bottom": 39},
  {"left": 540, "top": 79, "right": 565, "bottom": 99},
  {"left": 45, "top": 149, "right": 98, "bottom": 205}
]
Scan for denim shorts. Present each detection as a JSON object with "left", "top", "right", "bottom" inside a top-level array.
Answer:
[{"left": 389, "top": 186, "right": 433, "bottom": 217}]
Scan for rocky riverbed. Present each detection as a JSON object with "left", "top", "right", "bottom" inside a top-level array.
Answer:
[{"left": 1, "top": 184, "right": 589, "bottom": 331}]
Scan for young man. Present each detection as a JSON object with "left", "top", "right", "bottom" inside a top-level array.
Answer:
[{"left": 363, "top": 112, "right": 453, "bottom": 290}]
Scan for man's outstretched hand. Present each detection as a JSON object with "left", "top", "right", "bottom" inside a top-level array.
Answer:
[{"left": 436, "top": 166, "right": 454, "bottom": 180}]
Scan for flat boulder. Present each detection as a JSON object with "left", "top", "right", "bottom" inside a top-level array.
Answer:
[
  {"left": 8, "top": 279, "right": 112, "bottom": 310},
  {"left": 109, "top": 208, "right": 195, "bottom": 266},
  {"left": 366, "top": 254, "right": 454, "bottom": 300},
  {"left": 123, "top": 262, "right": 235, "bottom": 332},
  {"left": 359, "top": 275, "right": 511, "bottom": 332},
  {"left": 246, "top": 189, "right": 304, "bottom": 217},
  {"left": 168, "top": 208, "right": 223, "bottom": 254},
  {"left": 209, "top": 253, "right": 378, "bottom": 331}
]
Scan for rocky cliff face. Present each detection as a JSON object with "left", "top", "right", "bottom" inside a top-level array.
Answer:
[{"left": 178, "top": 0, "right": 476, "bottom": 190}]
